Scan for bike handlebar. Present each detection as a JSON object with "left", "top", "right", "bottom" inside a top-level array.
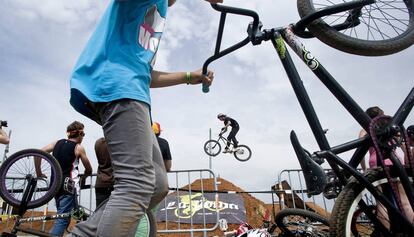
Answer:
[
  {"left": 202, "top": 1, "right": 378, "bottom": 92},
  {"left": 202, "top": 3, "right": 260, "bottom": 93}
]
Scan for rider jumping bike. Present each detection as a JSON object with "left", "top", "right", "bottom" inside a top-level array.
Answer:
[{"left": 217, "top": 113, "right": 240, "bottom": 153}]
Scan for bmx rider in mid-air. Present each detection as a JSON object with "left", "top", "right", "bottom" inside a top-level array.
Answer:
[{"left": 217, "top": 113, "right": 240, "bottom": 153}]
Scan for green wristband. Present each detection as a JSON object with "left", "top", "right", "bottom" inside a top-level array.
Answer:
[{"left": 185, "top": 72, "right": 191, "bottom": 85}]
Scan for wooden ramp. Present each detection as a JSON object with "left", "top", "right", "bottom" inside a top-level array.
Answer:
[{"left": 272, "top": 180, "right": 330, "bottom": 217}]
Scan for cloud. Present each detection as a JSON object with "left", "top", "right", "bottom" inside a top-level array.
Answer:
[{"left": 4, "top": 0, "right": 107, "bottom": 28}]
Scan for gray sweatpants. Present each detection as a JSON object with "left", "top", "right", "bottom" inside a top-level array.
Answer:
[{"left": 70, "top": 100, "right": 168, "bottom": 237}]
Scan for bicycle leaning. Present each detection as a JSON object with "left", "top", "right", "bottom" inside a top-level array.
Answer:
[
  {"left": 201, "top": 0, "right": 414, "bottom": 236},
  {"left": 221, "top": 208, "right": 329, "bottom": 237},
  {"left": 204, "top": 131, "right": 252, "bottom": 162},
  {"left": 0, "top": 149, "right": 156, "bottom": 237}
]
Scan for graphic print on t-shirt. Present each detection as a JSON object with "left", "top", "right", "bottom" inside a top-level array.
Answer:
[{"left": 138, "top": 4, "right": 165, "bottom": 67}]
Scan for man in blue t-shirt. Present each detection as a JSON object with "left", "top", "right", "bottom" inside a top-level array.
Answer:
[{"left": 68, "top": 0, "right": 222, "bottom": 236}]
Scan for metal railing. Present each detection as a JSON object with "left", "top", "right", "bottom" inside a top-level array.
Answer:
[
  {"left": 277, "top": 169, "right": 334, "bottom": 216},
  {"left": 1, "top": 168, "right": 338, "bottom": 235}
]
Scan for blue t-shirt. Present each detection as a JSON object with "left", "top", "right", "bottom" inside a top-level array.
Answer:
[{"left": 70, "top": 0, "right": 167, "bottom": 120}]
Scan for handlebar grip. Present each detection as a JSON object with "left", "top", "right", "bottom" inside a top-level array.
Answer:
[
  {"left": 202, "top": 68, "right": 210, "bottom": 93},
  {"left": 202, "top": 83, "right": 210, "bottom": 93}
]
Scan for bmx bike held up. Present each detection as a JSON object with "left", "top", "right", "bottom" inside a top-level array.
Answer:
[{"left": 201, "top": 0, "right": 414, "bottom": 236}]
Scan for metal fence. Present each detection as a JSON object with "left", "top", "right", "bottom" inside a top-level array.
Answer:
[
  {"left": 1, "top": 168, "right": 337, "bottom": 235},
  {"left": 276, "top": 169, "right": 334, "bottom": 217},
  {"left": 1, "top": 169, "right": 220, "bottom": 236}
]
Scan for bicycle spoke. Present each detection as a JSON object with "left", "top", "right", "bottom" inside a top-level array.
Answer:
[{"left": 310, "top": 0, "right": 411, "bottom": 41}]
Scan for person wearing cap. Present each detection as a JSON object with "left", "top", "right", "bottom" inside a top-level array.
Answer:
[
  {"left": 153, "top": 122, "right": 172, "bottom": 171},
  {"left": 39, "top": 121, "right": 92, "bottom": 236},
  {"left": 217, "top": 113, "right": 240, "bottom": 153}
]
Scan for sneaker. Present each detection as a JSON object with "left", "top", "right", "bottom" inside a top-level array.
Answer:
[{"left": 223, "top": 148, "right": 230, "bottom": 153}]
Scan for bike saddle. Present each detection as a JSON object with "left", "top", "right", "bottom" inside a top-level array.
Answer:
[{"left": 290, "top": 131, "right": 326, "bottom": 196}]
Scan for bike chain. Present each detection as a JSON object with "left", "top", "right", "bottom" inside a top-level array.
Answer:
[{"left": 369, "top": 115, "right": 405, "bottom": 216}]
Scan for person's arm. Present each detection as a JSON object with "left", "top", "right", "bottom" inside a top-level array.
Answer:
[
  {"left": 164, "top": 160, "right": 172, "bottom": 172},
  {"left": 76, "top": 145, "right": 93, "bottom": 188},
  {"left": 76, "top": 145, "right": 93, "bottom": 176},
  {"left": 358, "top": 129, "right": 367, "bottom": 171},
  {"left": 41, "top": 141, "right": 57, "bottom": 153},
  {"left": 35, "top": 141, "right": 58, "bottom": 177},
  {"left": 0, "top": 128, "right": 9, "bottom": 145},
  {"left": 164, "top": 141, "right": 172, "bottom": 172},
  {"left": 150, "top": 69, "right": 214, "bottom": 88}
]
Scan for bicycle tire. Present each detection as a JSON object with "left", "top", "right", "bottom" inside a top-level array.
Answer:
[
  {"left": 0, "top": 149, "right": 62, "bottom": 209},
  {"left": 233, "top": 145, "right": 252, "bottom": 162},
  {"left": 275, "top": 208, "right": 330, "bottom": 236},
  {"left": 297, "top": 0, "right": 414, "bottom": 56},
  {"left": 135, "top": 210, "right": 157, "bottom": 237},
  {"left": 204, "top": 140, "right": 221, "bottom": 156},
  {"left": 330, "top": 168, "right": 413, "bottom": 236}
]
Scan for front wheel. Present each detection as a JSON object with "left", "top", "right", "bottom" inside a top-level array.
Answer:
[
  {"left": 204, "top": 140, "right": 221, "bottom": 156},
  {"left": 233, "top": 145, "right": 252, "bottom": 162},
  {"left": 275, "top": 208, "right": 330, "bottom": 236},
  {"left": 330, "top": 168, "right": 414, "bottom": 236},
  {"left": 297, "top": 0, "right": 414, "bottom": 56},
  {"left": 0, "top": 149, "right": 63, "bottom": 209}
]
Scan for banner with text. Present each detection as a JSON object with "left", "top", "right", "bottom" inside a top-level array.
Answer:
[{"left": 156, "top": 192, "right": 246, "bottom": 224}]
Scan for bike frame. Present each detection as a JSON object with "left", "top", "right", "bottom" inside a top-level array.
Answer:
[
  {"left": 7, "top": 176, "right": 86, "bottom": 237},
  {"left": 203, "top": 1, "right": 414, "bottom": 234},
  {"left": 12, "top": 212, "right": 75, "bottom": 237},
  {"left": 217, "top": 133, "right": 234, "bottom": 148}
]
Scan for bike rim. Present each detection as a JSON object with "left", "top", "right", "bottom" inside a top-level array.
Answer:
[
  {"left": 345, "top": 177, "right": 412, "bottom": 236},
  {"left": 205, "top": 141, "right": 221, "bottom": 156},
  {"left": 234, "top": 146, "right": 251, "bottom": 161},
  {"left": 311, "top": 0, "right": 413, "bottom": 41},
  {"left": 1, "top": 153, "right": 58, "bottom": 207}
]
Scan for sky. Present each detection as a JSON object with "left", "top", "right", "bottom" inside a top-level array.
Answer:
[{"left": 0, "top": 0, "right": 413, "bottom": 204}]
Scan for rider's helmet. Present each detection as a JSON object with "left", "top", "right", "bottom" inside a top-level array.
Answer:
[
  {"left": 217, "top": 113, "right": 226, "bottom": 119},
  {"left": 152, "top": 122, "right": 161, "bottom": 136}
]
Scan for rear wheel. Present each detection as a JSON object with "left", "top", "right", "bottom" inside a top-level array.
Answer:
[
  {"left": 0, "top": 149, "right": 62, "bottom": 209},
  {"left": 275, "top": 208, "right": 330, "bottom": 236},
  {"left": 204, "top": 140, "right": 221, "bottom": 156},
  {"left": 233, "top": 145, "right": 252, "bottom": 162},
  {"left": 330, "top": 168, "right": 414, "bottom": 236},
  {"left": 297, "top": 0, "right": 414, "bottom": 56}
]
